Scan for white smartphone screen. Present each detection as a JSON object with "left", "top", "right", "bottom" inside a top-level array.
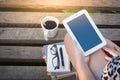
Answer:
[{"left": 67, "top": 14, "right": 102, "bottom": 52}]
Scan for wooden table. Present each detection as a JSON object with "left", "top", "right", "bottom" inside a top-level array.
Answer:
[{"left": 0, "top": 0, "right": 120, "bottom": 80}]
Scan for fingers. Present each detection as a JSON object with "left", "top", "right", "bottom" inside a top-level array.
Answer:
[
  {"left": 64, "top": 33, "right": 72, "bottom": 55},
  {"left": 103, "top": 46, "right": 119, "bottom": 62},
  {"left": 105, "top": 56, "right": 112, "bottom": 62},
  {"left": 64, "top": 33, "right": 82, "bottom": 54},
  {"left": 103, "top": 47, "right": 118, "bottom": 57},
  {"left": 114, "top": 46, "right": 120, "bottom": 52},
  {"left": 71, "top": 38, "right": 83, "bottom": 53},
  {"left": 105, "top": 38, "right": 120, "bottom": 52},
  {"left": 64, "top": 33, "right": 90, "bottom": 64}
]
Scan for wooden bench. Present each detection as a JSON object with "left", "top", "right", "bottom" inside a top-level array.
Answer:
[{"left": 0, "top": 0, "right": 120, "bottom": 80}]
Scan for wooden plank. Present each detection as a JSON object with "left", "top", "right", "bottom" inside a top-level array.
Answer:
[
  {"left": 100, "top": 29, "right": 120, "bottom": 41},
  {"left": 0, "top": 66, "right": 50, "bottom": 80},
  {"left": 0, "top": 28, "right": 65, "bottom": 45},
  {"left": 52, "top": 72, "right": 76, "bottom": 80},
  {"left": 0, "top": 0, "right": 120, "bottom": 11},
  {"left": 0, "top": 12, "right": 120, "bottom": 27},
  {"left": 0, "top": 28, "right": 120, "bottom": 44},
  {"left": 0, "top": 46, "right": 46, "bottom": 66},
  {"left": 0, "top": 46, "right": 42, "bottom": 59},
  {"left": 0, "top": 58, "right": 46, "bottom": 66}
]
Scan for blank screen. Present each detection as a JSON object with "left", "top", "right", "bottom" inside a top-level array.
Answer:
[{"left": 68, "top": 14, "right": 102, "bottom": 52}]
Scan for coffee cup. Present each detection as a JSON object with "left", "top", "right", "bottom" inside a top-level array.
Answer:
[{"left": 41, "top": 16, "right": 59, "bottom": 41}]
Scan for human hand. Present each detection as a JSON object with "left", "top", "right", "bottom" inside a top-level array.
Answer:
[
  {"left": 105, "top": 39, "right": 120, "bottom": 52},
  {"left": 103, "top": 43, "right": 120, "bottom": 62},
  {"left": 103, "top": 47, "right": 120, "bottom": 61},
  {"left": 64, "top": 33, "right": 89, "bottom": 69},
  {"left": 64, "top": 33, "right": 96, "bottom": 80}
]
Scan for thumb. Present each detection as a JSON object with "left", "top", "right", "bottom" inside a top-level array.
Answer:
[{"left": 105, "top": 56, "right": 112, "bottom": 62}]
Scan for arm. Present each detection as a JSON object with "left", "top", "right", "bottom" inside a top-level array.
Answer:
[
  {"left": 64, "top": 33, "right": 95, "bottom": 80},
  {"left": 102, "top": 42, "right": 120, "bottom": 80},
  {"left": 89, "top": 38, "right": 120, "bottom": 75}
]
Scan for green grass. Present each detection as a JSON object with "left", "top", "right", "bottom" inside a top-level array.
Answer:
[
  {"left": 62, "top": 10, "right": 79, "bottom": 13},
  {"left": 1, "top": 7, "right": 119, "bottom": 13},
  {"left": 62, "top": 10, "right": 101, "bottom": 13},
  {"left": 0, "top": 7, "right": 101, "bottom": 13}
]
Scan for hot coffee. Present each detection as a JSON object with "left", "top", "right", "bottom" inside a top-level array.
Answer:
[
  {"left": 44, "top": 21, "right": 57, "bottom": 30},
  {"left": 41, "top": 16, "right": 59, "bottom": 41}
]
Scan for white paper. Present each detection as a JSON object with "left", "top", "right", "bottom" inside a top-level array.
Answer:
[{"left": 47, "top": 45, "right": 70, "bottom": 72}]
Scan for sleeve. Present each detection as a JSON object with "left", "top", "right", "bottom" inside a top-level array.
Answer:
[{"left": 101, "top": 55, "right": 120, "bottom": 80}]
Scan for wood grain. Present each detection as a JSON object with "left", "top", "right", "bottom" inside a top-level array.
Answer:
[
  {"left": 0, "top": 66, "right": 50, "bottom": 80},
  {"left": 0, "top": 12, "right": 120, "bottom": 27},
  {"left": 0, "top": 28, "right": 119, "bottom": 44},
  {"left": 0, "top": 46, "right": 46, "bottom": 66},
  {"left": 0, "top": 46, "right": 42, "bottom": 59}
]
